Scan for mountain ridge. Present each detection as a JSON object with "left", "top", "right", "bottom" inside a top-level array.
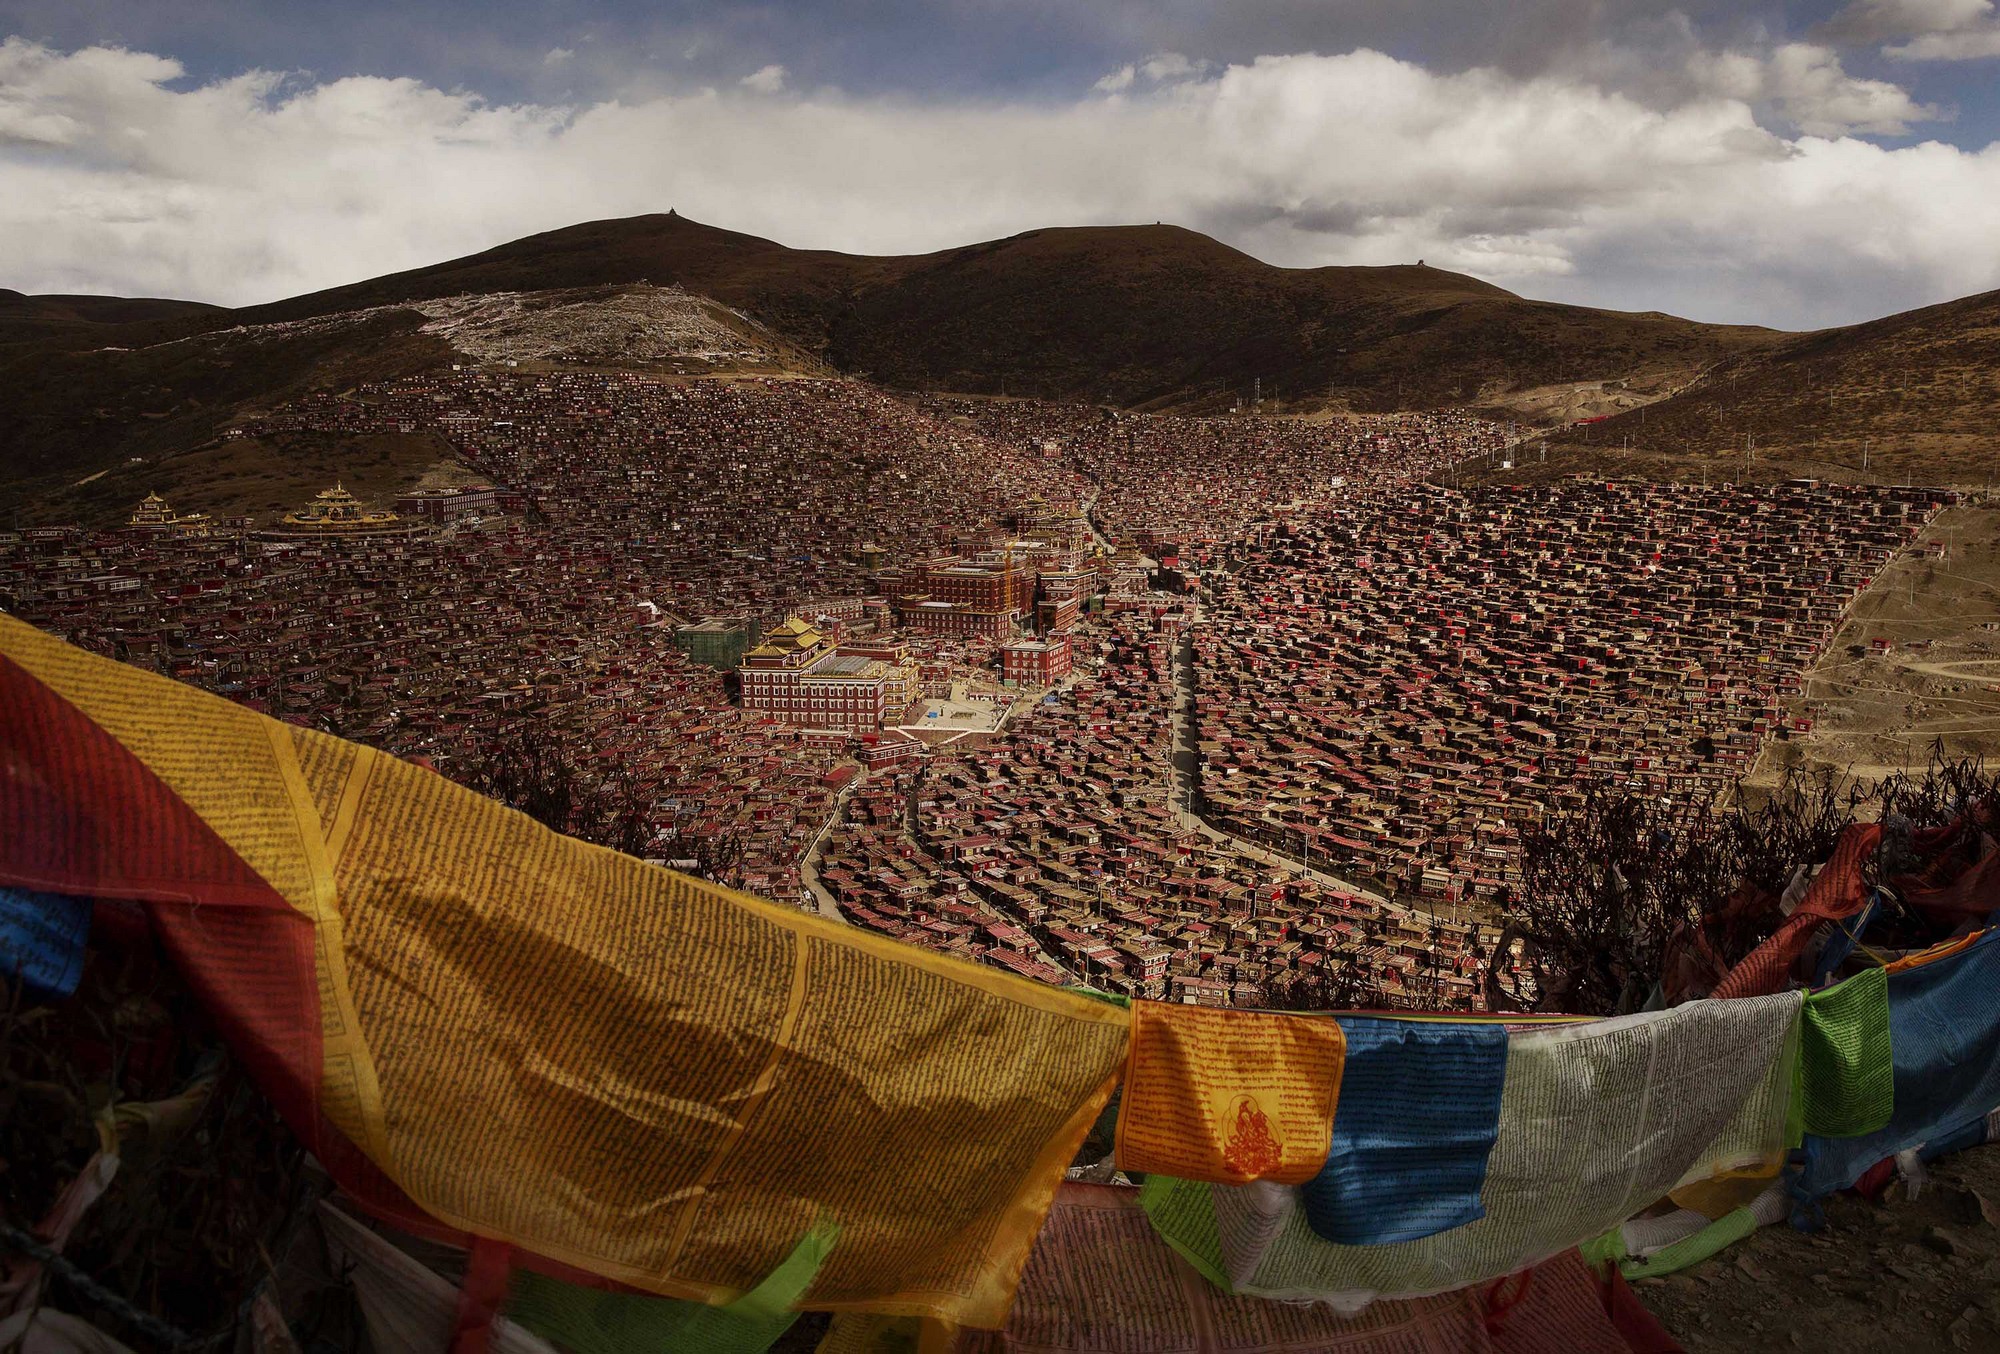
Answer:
[
  {"left": 216, "top": 214, "right": 1778, "bottom": 411},
  {"left": 1559, "top": 283, "right": 2000, "bottom": 483},
  {"left": 6, "top": 211, "right": 1999, "bottom": 510}
]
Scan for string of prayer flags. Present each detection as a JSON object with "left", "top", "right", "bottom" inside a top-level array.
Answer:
[{"left": 1147, "top": 992, "right": 1803, "bottom": 1308}]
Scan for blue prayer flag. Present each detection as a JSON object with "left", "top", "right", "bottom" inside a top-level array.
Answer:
[
  {"left": 0, "top": 886, "right": 92, "bottom": 1000},
  {"left": 1301, "top": 1015, "right": 1509, "bottom": 1245}
]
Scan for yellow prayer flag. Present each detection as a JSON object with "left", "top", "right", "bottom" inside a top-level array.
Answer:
[
  {"left": 1114, "top": 1001, "right": 1343, "bottom": 1185},
  {"left": 0, "top": 615, "right": 1130, "bottom": 1329}
]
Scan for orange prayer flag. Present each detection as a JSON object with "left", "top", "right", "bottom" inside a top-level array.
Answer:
[{"left": 1114, "top": 1001, "right": 1344, "bottom": 1185}]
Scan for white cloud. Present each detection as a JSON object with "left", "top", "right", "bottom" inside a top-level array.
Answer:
[
  {"left": 1680, "top": 43, "right": 1936, "bottom": 134},
  {"left": 1139, "top": 53, "right": 1209, "bottom": 83},
  {"left": 1825, "top": 0, "right": 2000, "bottom": 59},
  {"left": 1825, "top": 0, "right": 1994, "bottom": 41},
  {"left": 739, "top": 63, "right": 786, "bottom": 94},
  {"left": 1763, "top": 43, "right": 1936, "bottom": 134},
  {"left": 1885, "top": 27, "right": 2000, "bottom": 57},
  {"left": 0, "top": 37, "right": 1995, "bottom": 330},
  {"left": 1095, "top": 52, "right": 1209, "bottom": 94},
  {"left": 543, "top": 47, "right": 574, "bottom": 66}
]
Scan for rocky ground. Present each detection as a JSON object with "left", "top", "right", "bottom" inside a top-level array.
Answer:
[
  {"left": 409, "top": 284, "right": 802, "bottom": 369},
  {"left": 1639, "top": 1143, "right": 2000, "bottom": 1351},
  {"left": 768, "top": 1148, "right": 2000, "bottom": 1352}
]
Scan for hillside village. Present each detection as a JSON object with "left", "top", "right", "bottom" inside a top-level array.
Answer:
[
  {"left": 6, "top": 183, "right": 2000, "bottom": 1351},
  {"left": 4, "top": 352, "right": 1962, "bottom": 1024}
]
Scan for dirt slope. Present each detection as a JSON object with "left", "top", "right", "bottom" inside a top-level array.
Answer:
[
  {"left": 1639, "top": 1143, "right": 2000, "bottom": 1352},
  {"left": 1568, "top": 287, "right": 2000, "bottom": 485}
]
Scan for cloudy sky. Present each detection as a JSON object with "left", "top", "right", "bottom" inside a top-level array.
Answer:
[{"left": 3, "top": 1, "right": 1999, "bottom": 329}]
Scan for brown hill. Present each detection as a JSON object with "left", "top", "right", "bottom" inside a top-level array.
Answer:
[
  {"left": 232, "top": 213, "right": 1777, "bottom": 412},
  {"left": 0, "top": 307, "right": 452, "bottom": 517},
  {"left": 1561, "top": 287, "right": 2000, "bottom": 486},
  {"left": 0, "top": 288, "right": 224, "bottom": 345},
  {"left": 67, "top": 210, "right": 2000, "bottom": 517},
  {"left": 0, "top": 214, "right": 1781, "bottom": 512}
]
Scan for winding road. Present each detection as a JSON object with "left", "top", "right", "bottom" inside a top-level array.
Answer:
[{"left": 799, "top": 758, "right": 866, "bottom": 921}]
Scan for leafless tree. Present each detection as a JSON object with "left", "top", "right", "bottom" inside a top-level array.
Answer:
[
  {"left": 655, "top": 826, "right": 750, "bottom": 887},
  {"left": 1258, "top": 948, "right": 1374, "bottom": 1013},
  {"left": 451, "top": 721, "right": 756, "bottom": 885},
  {"left": 452, "top": 722, "right": 655, "bottom": 858},
  {"left": 1488, "top": 782, "right": 1738, "bottom": 1015},
  {"left": 1488, "top": 755, "right": 1990, "bottom": 1014}
]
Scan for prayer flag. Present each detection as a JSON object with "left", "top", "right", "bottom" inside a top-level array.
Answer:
[
  {"left": 1147, "top": 992, "right": 1802, "bottom": 1308},
  {"left": 1797, "top": 927, "right": 2000, "bottom": 1200},
  {"left": 1300, "top": 1016, "right": 1507, "bottom": 1246},
  {"left": 0, "top": 616, "right": 1129, "bottom": 1329},
  {"left": 1115, "top": 1001, "right": 1344, "bottom": 1186},
  {"left": 0, "top": 886, "right": 91, "bottom": 999},
  {"left": 1798, "top": 966, "right": 1893, "bottom": 1139}
]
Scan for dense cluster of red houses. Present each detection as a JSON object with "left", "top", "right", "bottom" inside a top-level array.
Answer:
[
  {"left": 0, "top": 365, "right": 1946, "bottom": 1009},
  {"left": 918, "top": 397, "right": 1512, "bottom": 546},
  {"left": 1193, "top": 479, "right": 1951, "bottom": 903},
  {"left": 816, "top": 595, "right": 1499, "bottom": 1007}
]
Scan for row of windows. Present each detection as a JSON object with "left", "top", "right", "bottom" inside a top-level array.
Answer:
[{"left": 748, "top": 698, "right": 883, "bottom": 709}]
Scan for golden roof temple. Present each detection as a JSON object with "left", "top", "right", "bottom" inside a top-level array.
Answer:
[
  {"left": 744, "top": 616, "right": 827, "bottom": 664},
  {"left": 127, "top": 491, "right": 212, "bottom": 538},
  {"left": 264, "top": 483, "right": 415, "bottom": 538}
]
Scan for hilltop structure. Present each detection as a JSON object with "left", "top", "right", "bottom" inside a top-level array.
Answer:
[
  {"left": 127, "top": 491, "right": 212, "bottom": 539},
  {"left": 262, "top": 483, "right": 416, "bottom": 539}
]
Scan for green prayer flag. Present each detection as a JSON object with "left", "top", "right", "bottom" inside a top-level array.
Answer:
[
  {"left": 1138, "top": 1174, "right": 1234, "bottom": 1291},
  {"left": 1620, "top": 1207, "right": 1761, "bottom": 1280},
  {"left": 1801, "top": 966, "right": 1894, "bottom": 1139},
  {"left": 508, "top": 1222, "right": 837, "bottom": 1354},
  {"left": 1577, "top": 1226, "right": 1626, "bottom": 1271}
]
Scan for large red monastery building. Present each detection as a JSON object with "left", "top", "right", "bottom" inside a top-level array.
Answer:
[{"left": 738, "top": 617, "right": 918, "bottom": 733}]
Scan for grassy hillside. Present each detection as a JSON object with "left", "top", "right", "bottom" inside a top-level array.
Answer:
[
  {"left": 0, "top": 289, "right": 225, "bottom": 345},
  {"left": 1562, "top": 287, "right": 2000, "bottom": 485},
  {"left": 0, "top": 310, "right": 451, "bottom": 517}
]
